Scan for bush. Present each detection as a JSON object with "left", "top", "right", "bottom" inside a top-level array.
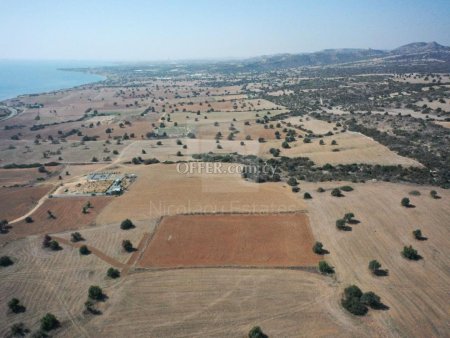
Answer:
[
  {"left": 341, "top": 295, "right": 368, "bottom": 316},
  {"left": 341, "top": 285, "right": 368, "bottom": 316},
  {"left": 412, "top": 229, "right": 424, "bottom": 240},
  {"left": 122, "top": 240, "right": 134, "bottom": 252},
  {"left": 368, "top": 260, "right": 381, "bottom": 274},
  {"left": 318, "top": 261, "right": 334, "bottom": 274},
  {"left": 402, "top": 245, "right": 420, "bottom": 260},
  {"left": 70, "top": 232, "right": 84, "bottom": 242},
  {"left": 401, "top": 197, "right": 410, "bottom": 207},
  {"left": 336, "top": 219, "right": 347, "bottom": 230},
  {"left": 430, "top": 190, "right": 439, "bottom": 199},
  {"left": 88, "top": 285, "right": 104, "bottom": 300},
  {"left": 0, "top": 255, "right": 13, "bottom": 267},
  {"left": 8, "top": 298, "right": 26, "bottom": 313},
  {"left": 25, "top": 216, "right": 33, "bottom": 223},
  {"left": 317, "top": 187, "right": 325, "bottom": 193},
  {"left": 49, "top": 240, "right": 61, "bottom": 251},
  {"left": 360, "top": 291, "right": 381, "bottom": 308},
  {"left": 42, "top": 234, "right": 52, "bottom": 248},
  {"left": 79, "top": 245, "right": 91, "bottom": 255},
  {"left": 107, "top": 267, "right": 120, "bottom": 279},
  {"left": 10, "top": 322, "right": 28, "bottom": 336},
  {"left": 409, "top": 190, "right": 421, "bottom": 196},
  {"left": 331, "top": 188, "right": 342, "bottom": 197},
  {"left": 340, "top": 185, "right": 353, "bottom": 192},
  {"left": 312, "top": 241, "right": 324, "bottom": 254},
  {"left": 291, "top": 186, "right": 300, "bottom": 193},
  {"left": 343, "top": 213, "right": 355, "bottom": 222},
  {"left": 287, "top": 177, "right": 298, "bottom": 186},
  {"left": 304, "top": 192, "right": 312, "bottom": 199},
  {"left": 248, "top": 326, "right": 268, "bottom": 338},
  {"left": 40, "top": 313, "right": 59, "bottom": 331},
  {"left": 120, "top": 219, "right": 135, "bottom": 230}
]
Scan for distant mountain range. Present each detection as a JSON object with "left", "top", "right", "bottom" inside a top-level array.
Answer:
[{"left": 241, "top": 42, "right": 450, "bottom": 71}]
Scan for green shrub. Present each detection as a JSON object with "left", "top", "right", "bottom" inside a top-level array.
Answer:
[
  {"left": 402, "top": 245, "right": 420, "bottom": 260},
  {"left": 79, "top": 245, "right": 91, "bottom": 255},
  {"left": 331, "top": 188, "right": 342, "bottom": 197},
  {"left": 120, "top": 219, "right": 135, "bottom": 230},
  {"left": 360, "top": 291, "right": 381, "bottom": 308},
  {"left": 107, "top": 267, "right": 120, "bottom": 279},
  {"left": 368, "top": 260, "right": 381, "bottom": 274},
  {"left": 318, "top": 261, "right": 334, "bottom": 274},
  {"left": 8, "top": 298, "right": 26, "bottom": 313},
  {"left": 70, "top": 232, "right": 84, "bottom": 242},
  {"left": 401, "top": 197, "right": 410, "bottom": 207},
  {"left": 122, "top": 240, "right": 134, "bottom": 252},
  {"left": 340, "top": 185, "right": 353, "bottom": 192},
  {"left": 88, "top": 285, "right": 104, "bottom": 300},
  {"left": 40, "top": 313, "right": 59, "bottom": 331},
  {"left": 248, "top": 326, "right": 268, "bottom": 338},
  {"left": 312, "top": 242, "right": 324, "bottom": 254},
  {"left": 303, "top": 192, "right": 312, "bottom": 199},
  {"left": 0, "top": 256, "right": 14, "bottom": 267}
]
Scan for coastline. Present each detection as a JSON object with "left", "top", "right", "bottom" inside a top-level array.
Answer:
[{"left": 0, "top": 61, "right": 107, "bottom": 103}]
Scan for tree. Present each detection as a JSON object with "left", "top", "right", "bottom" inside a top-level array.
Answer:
[
  {"left": 42, "top": 235, "right": 52, "bottom": 248},
  {"left": 79, "top": 245, "right": 91, "bottom": 255},
  {"left": 10, "top": 322, "right": 29, "bottom": 337},
  {"left": 341, "top": 285, "right": 368, "bottom": 316},
  {"left": 402, "top": 245, "right": 421, "bottom": 260},
  {"left": 344, "top": 212, "right": 355, "bottom": 223},
  {"left": 248, "top": 326, "right": 268, "bottom": 338},
  {"left": 122, "top": 240, "right": 134, "bottom": 252},
  {"left": 287, "top": 177, "right": 298, "bottom": 186},
  {"left": 0, "top": 255, "right": 13, "bottom": 267},
  {"left": 88, "top": 285, "right": 104, "bottom": 300},
  {"left": 120, "top": 219, "right": 135, "bottom": 230},
  {"left": 49, "top": 240, "right": 61, "bottom": 251},
  {"left": 304, "top": 192, "right": 312, "bottom": 199},
  {"left": 331, "top": 188, "right": 342, "bottom": 197},
  {"left": 360, "top": 291, "right": 382, "bottom": 308},
  {"left": 336, "top": 219, "right": 347, "bottom": 230},
  {"left": 107, "top": 267, "right": 120, "bottom": 279},
  {"left": 8, "top": 298, "right": 26, "bottom": 313},
  {"left": 318, "top": 261, "right": 334, "bottom": 274},
  {"left": 368, "top": 260, "right": 381, "bottom": 274},
  {"left": 430, "top": 190, "right": 439, "bottom": 199},
  {"left": 312, "top": 241, "right": 324, "bottom": 254},
  {"left": 40, "top": 313, "right": 59, "bottom": 331},
  {"left": 25, "top": 216, "right": 33, "bottom": 223},
  {"left": 401, "top": 197, "right": 410, "bottom": 207},
  {"left": 71, "top": 232, "right": 84, "bottom": 242},
  {"left": 412, "top": 229, "right": 425, "bottom": 240}
]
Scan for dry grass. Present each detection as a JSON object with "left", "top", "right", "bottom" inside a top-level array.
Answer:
[{"left": 302, "top": 181, "right": 450, "bottom": 337}]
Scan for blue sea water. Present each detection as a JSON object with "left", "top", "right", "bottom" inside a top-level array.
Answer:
[{"left": 0, "top": 60, "right": 107, "bottom": 101}]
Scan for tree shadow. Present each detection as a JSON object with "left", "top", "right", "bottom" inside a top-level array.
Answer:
[
  {"left": 338, "top": 225, "right": 352, "bottom": 231},
  {"left": 348, "top": 219, "right": 360, "bottom": 225},
  {"left": 405, "top": 204, "right": 416, "bottom": 208},
  {"left": 371, "top": 302, "right": 390, "bottom": 311},
  {"left": 374, "top": 269, "right": 389, "bottom": 277},
  {"left": 318, "top": 249, "right": 330, "bottom": 255},
  {"left": 415, "top": 235, "right": 428, "bottom": 241}
]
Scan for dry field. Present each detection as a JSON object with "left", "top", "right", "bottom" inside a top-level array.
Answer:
[
  {"left": 302, "top": 181, "right": 450, "bottom": 337},
  {"left": 1, "top": 196, "right": 112, "bottom": 244},
  {"left": 96, "top": 164, "right": 307, "bottom": 224},
  {"left": 138, "top": 213, "right": 318, "bottom": 268},
  {"left": 0, "top": 168, "right": 59, "bottom": 186},
  {"left": 0, "top": 184, "right": 53, "bottom": 222},
  {"left": 263, "top": 131, "right": 423, "bottom": 166}
]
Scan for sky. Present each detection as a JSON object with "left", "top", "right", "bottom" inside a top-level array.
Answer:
[{"left": 0, "top": 0, "right": 449, "bottom": 61}]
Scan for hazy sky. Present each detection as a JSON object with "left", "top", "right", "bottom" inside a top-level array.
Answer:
[{"left": 1, "top": 0, "right": 449, "bottom": 61}]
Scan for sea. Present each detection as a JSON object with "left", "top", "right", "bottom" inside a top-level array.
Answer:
[{"left": 0, "top": 60, "right": 108, "bottom": 102}]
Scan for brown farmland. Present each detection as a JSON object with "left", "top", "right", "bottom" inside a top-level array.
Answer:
[{"left": 138, "top": 213, "right": 319, "bottom": 268}]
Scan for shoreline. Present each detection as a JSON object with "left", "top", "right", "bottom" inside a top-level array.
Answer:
[{"left": 0, "top": 65, "right": 107, "bottom": 103}]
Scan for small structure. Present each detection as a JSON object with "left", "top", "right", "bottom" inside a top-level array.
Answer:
[{"left": 106, "top": 179, "right": 123, "bottom": 195}]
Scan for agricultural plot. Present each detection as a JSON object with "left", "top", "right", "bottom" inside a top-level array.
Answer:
[{"left": 138, "top": 213, "right": 318, "bottom": 268}]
